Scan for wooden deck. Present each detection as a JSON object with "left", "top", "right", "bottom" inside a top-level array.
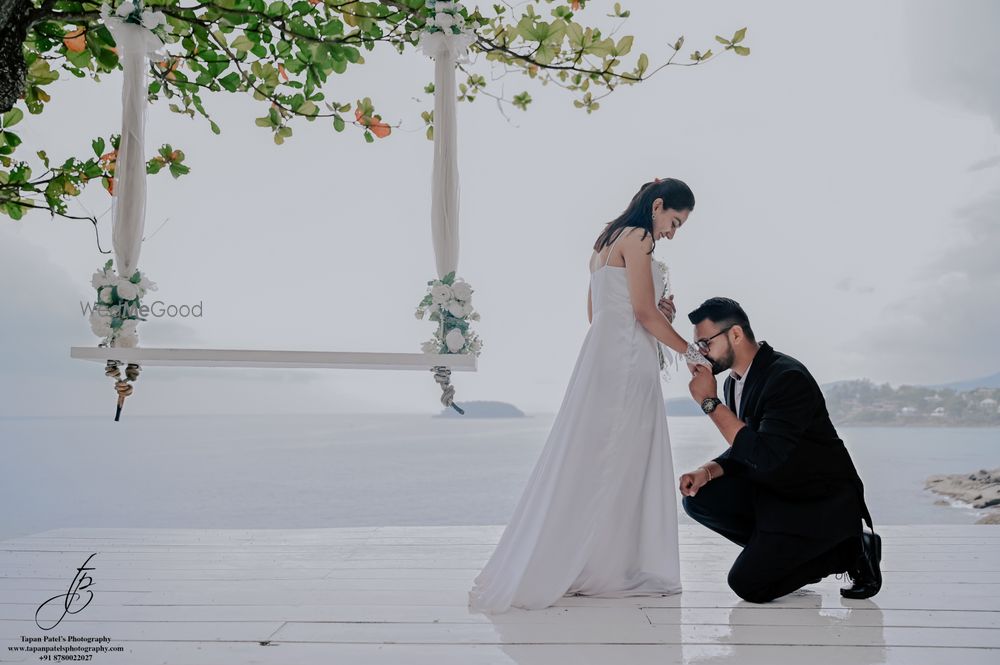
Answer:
[{"left": 2, "top": 525, "right": 998, "bottom": 664}]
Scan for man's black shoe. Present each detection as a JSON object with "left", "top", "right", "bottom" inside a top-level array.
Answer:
[{"left": 840, "top": 531, "right": 882, "bottom": 599}]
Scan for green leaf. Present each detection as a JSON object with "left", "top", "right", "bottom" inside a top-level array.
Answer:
[
  {"left": 333, "top": 114, "right": 345, "bottom": 132},
  {"left": 715, "top": 35, "right": 730, "bottom": 45},
  {"left": 92, "top": 137, "right": 105, "bottom": 158},
  {"left": 615, "top": 35, "right": 634, "bottom": 57},
  {"left": 169, "top": 162, "right": 191, "bottom": 178},
  {"left": 218, "top": 72, "right": 241, "bottom": 92},
  {"left": 733, "top": 45, "right": 750, "bottom": 56},
  {"left": 5, "top": 202, "right": 24, "bottom": 220},
  {"left": 298, "top": 100, "right": 318, "bottom": 116},
  {"left": 0, "top": 131, "right": 22, "bottom": 149},
  {"left": 231, "top": 34, "right": 254, "bottom": 55},
  {"left": 732, "top": 27, "right": 747, "bottom": 44},
  {"left": 2, "top": 108, "right": 24, "bottom": 128}
]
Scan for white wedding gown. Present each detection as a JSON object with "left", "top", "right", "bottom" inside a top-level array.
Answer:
[{"left": 468, "top": 229, "right": 682, "bottom": 613}]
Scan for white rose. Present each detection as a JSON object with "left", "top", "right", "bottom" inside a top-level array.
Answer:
[
  {"left": 137, "top": 273, "right": 158, "bottom": 292},
  {"left": 112, "top": 331, "right": 138, "bottom": 348},
  {"left": 116, "top": 1, "right": 134, "bottom": 18},
  {"left": 89, "top": 308, "right": 112, "bottom": 337},
  {"left": 99, "top": 286, "right": 114, "bottom": 304},
  {"left": 470, "top": 311, "right": 480, "bottom": 321},
  {"left": 430, "top": 283, "right": 453, "bottom": 305},
  {"left": 421, "top": 340, "right": 440, "bottom": 354},
  {"left": 447, "top": 300, "right": 464, "bottom": 317},
  {"left": 91, "top": 270, "right": 113, "bottom": 289},
  {"left": 445, "top": 328, "right": 465, "bottom": 353},
  {"left": 118, "top": 319, "right": 139, "bottom": 336},
  {"left": 116, "top": 278, "right": 139, "bottom": 301},
  {"left": 434, "top": 13, "right": 457, "bottom": 29},
  {"left": 470, "top": 338, "right": 482, "bottom": 353},
  {"left": 451, "top": 281, "right": 472, "bottom": 301},
  {"left": 415, "top": 308, "right": 426, "bottom": 320},
  {"left": 460, "top": 302, "right": 475, "bottom": 317}
]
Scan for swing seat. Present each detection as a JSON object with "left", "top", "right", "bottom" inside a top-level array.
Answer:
[{"left": 69, "top": 346, "right": 477, "bottom": 371}]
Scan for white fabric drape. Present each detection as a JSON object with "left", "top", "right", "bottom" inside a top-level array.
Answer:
[
  {"left": 105, "top": 21, "right": 164, "bottom": 279},
  {"left": 419, "top": 31, "right": 476, "bottom": 280}
]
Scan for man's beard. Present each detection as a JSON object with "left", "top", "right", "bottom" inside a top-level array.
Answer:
[{"left": 709, "top": 346, "right": 735, "bottom": 376}]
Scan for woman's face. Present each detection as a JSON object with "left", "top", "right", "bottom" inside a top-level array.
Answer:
[{"left": 652, "top": 200, "right": 691, "bottom": 240}]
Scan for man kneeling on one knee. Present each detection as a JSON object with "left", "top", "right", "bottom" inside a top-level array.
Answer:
[{"left": 679, "top": 297, "right": 881, "bottom": 603}]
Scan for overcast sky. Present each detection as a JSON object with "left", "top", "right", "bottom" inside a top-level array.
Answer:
[{"left": 1, "top": 0, "right": 997, "bottom": 416}]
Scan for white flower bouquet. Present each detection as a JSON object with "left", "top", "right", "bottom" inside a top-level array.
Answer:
[
  {"left": 653, "top": 258, "right": 680, "bottom": 380},
  {"left": 89, "top": 258, "right": 157, "bottom": 348},
  {"left": 424, "top": 0, "right": 469, "bottom": 35},
  {"left": 100, "top": 1, "right": 169, "bottom": 38},
  {"left": 416, "top": 271, "right": 483, "bottom": 356}
]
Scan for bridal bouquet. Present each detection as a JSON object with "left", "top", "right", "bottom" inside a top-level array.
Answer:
[
  {"left": 416, "top": 271, "right": 483, "bottom": 356},
  {"left": 653, "top": 259, "right": 681, "bottom": 380},
  {"left": 89, "top": 259, "right": 157, "bottom": 348}
]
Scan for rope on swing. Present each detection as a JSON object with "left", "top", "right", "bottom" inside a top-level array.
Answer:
[{"left": 431, "top": 365, "right": 465, "bottom": 414}]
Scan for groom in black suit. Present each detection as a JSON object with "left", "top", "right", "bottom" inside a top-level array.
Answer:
[{"left": 678, "top": 297, "right": 881, "bottom": 603}]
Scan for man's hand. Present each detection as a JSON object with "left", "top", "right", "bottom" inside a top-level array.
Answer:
[
  {"left": 679, "top": 468, "right": 710, "bottom": 497},
  {"left": 689, "top": 364, "right": 719, "bottom": 403},
  {"left": 657, "top": 294, "right": 676, "bottom": 323}
]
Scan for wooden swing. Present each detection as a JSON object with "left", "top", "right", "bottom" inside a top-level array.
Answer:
[{"left": 71, "top": 2, "right": 478, "bottom": 420}]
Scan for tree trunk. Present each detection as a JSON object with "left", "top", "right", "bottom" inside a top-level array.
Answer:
[{"left": 0, "top": 0, "right": 34, "bottom": 113}]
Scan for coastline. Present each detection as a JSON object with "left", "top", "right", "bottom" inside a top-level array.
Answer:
[{"left": 926, "top": 468, "right": 1000, "bottom": 524}]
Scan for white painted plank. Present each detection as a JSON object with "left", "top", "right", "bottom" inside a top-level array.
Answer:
[{"left": 69, "top": 346, "right": 477, "bottom": 371}]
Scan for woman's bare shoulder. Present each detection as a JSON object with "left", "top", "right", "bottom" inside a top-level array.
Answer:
[{"left": 619, "top": 226, "right": 653, "bottom": 250}]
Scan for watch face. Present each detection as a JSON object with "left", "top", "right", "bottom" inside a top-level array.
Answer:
[{"left": 702, "top": 398, "right": 718, "bottom": 413}]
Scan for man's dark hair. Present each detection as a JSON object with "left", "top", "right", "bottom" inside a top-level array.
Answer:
[{"left": 688, "top": 297, "right": 756, "bottom": 342}]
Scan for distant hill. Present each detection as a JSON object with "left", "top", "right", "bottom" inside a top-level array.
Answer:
[
  {"left": 823, "top": 379, "right": 1000, "bottom": 427},
  {"left": 434, "top": 401, "right": 526, "bottom": 418},
  {"left": 931, "top": 372, "right": 1000, "bottom": 391},
  {"left": 821, "top": 372, "right": 1000, "bottom": 393}
]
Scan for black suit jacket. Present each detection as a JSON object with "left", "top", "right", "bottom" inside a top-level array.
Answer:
[{"left": 713, "top": 341, "right": 873, "bottom": 541}]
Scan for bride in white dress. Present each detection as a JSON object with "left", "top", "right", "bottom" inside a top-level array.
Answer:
[{"left": 468, "top": 178, "right": 711, "bottom": 613}]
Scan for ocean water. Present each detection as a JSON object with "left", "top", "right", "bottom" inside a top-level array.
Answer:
[{"left": 0, "top": 414, "right": 996, "bottom": 541}]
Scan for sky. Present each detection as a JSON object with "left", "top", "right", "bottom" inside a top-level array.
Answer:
[{"left": 0, "top": 0, "right": 997, "bottom": 416}]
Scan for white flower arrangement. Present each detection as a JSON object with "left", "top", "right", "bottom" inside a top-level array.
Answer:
[
  {"left": 424, "top": 0, "right": 469, "bottom": 35},
  {"left": 653, "top": 258, "right": 680, "bottom": 379},
  {"left": 89, "top": 258, "right": 157, "bottom": 348},
  {"left": 416, "top": 271, "right": 483, "bottom": 356},
  {"left": 100, "top": 1, "right": 168, "bottom": 38}
]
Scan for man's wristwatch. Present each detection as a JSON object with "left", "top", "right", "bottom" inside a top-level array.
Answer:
[{"left": 700, "top": 397, "right": 722, "bottom": 414}]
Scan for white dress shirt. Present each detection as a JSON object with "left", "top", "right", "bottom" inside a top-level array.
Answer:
[{"left": 732, "top": 352, "right": 757, "bottom": 415}]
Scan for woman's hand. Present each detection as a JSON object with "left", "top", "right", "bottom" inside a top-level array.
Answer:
[{"left": 657, "top": 294, "right": 676, "bottom": 323}]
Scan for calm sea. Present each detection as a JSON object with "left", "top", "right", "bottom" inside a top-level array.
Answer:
[{"left": 1, "top": 414, "right": 996, "bottom": 541}]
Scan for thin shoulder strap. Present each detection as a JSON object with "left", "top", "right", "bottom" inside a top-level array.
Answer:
[{"left": 605, "top": 227, "right": 631, "bottom": 266}]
